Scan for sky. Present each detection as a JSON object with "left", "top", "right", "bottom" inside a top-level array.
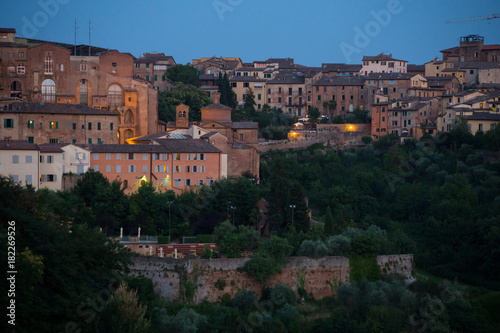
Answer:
[{"left": 2, "top": 0, "right": 500, "bottom": 66}]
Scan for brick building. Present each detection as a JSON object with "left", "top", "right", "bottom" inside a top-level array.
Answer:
[
  {"left": 310, "top": 75, "right": 366, "bottom": 117},
  {"left": 441, "top": 35, "right": 500, "bottom": 63},
  {"left": 134, "top": 52, "right": 175, "bottom": 91},
  {"left": 266, "top": 72, "right": 307, "bottom": 116},
  {"left": 230, "top": 76, "right": 267, "bottom": 110},
  {"left": 0, "top": 102, "right": 118, "bottom": 144}
]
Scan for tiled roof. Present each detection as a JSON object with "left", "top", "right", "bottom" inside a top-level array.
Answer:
[
  {"left": 440, "top": 46, "right": 459, "bottom": 54},
  {"left": 321, "top": 63, "right": 362, "bottom": 72},
  {"left": 463, "top": 113, "right": 500, "bottom": 121},
  {"left": 199, "top": 131, "right": 220, "bottom": 139},
  {"left": 267, "top": 72, "right": 305, "bottom": 84},
  {"left": 199, "top": 74, "right": 215, "bottom": 80},
  {"left": 155, "top": 138, "right": 221, "bottom": 153},
  {"left": 483, "top": 45, "right": 500, "bottom": 50},
  {"left": 366, "top": 73, "right": 415, "bottom": 80},
  {"left": 88, "top": 144, "right": 168, "bottom": 153},
  {"left": 229, "top": 76, "right": 266, "bottom": 82},
  {"left": 232, "top": 141, "right": 253, "bottom": 149},
  {"left": 135, "top": 53, "right": 175, "bottom": 64},
  {"left": 0, "top": 42, "right": 28, "bottom": 48},
  {"left": 131, "top": 131, "right": 172, "bottom": 141},
  {"left": 38, "top": 144, "right": 64, "bottom": 153},
  {"left": 231, "top": 122, "right": 258, "bottom": 129},
  {"left": 453, "top": 62, "right": 500, "bottom": 69},
  {"left": 313, "top": 75, "right": 365, "bottom": 86},
  {"left": 389, "top": 102, "right": 428, "bottom": 111},
  {"left": 0, "top": 28, "right": 16, "bottom": 33},
  {"left": 362, "top": 53, "right": 406, "bottom": 62},
  {"left": 0, "top": 140, "right": 39, "bottom": 151},
  {"left": 236, "top": 67, "right": 265, "bottom": 71},
  {"left": 442, "top": 68, "right": 466, "bottom": 72},
  {"left": 0, "top": 102, "right": 118, "bottom": 116},
  {"left": 407, "top": 64, "right": 425, "bottom": 71},
  {"left": 202, "top": 103, "right": 232, "bottom": 110}
]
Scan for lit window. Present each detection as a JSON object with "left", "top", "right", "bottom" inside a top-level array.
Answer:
[
  {"left": 50, "top": 121, "right": 58, "bottom": 129},
  {"left": 41, "top": 79, "right": 56, "bottom": 102},
  {"left": 17, "top": 63, "right": 25, "bottom": 74},
  {"left": 44, "top": 56, "right": 53, "bottom": 74},
  {"left": 108, "top": 84, "right": 123, "bottom": 106}
]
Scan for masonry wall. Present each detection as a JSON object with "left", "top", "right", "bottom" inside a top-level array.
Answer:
[{"left": 130, "top": 254, "right": 414, "bottom": 304}]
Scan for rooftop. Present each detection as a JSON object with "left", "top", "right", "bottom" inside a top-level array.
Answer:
[
  {"left": 313, "top": 75, "right": 365, "bottom": 86},
  {"left": 0, "top": 102, "right": 118, "bottom": 116}
]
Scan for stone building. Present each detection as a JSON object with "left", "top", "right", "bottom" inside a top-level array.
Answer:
[
  {"left": 266, "top": 72, "right": 307, "bottom": 116},
  {"left": 360, "top": 53, "right": 407, "bottom": 75},
  {"left": 441, "top": 35, "right": 500, "bottom": 63},
  {"left": 134, "top": 52, "right": 175, "bottom": 91}
]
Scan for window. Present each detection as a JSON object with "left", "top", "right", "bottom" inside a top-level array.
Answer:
[
  {"left": 44, "top": 56, "right": 53, "bottom": 74},
  {"left": 116, "top": 165, "right": 121, "bottom": 173},
  {"left": 108, "top": 84, "right": 123, "bottom": 106},
  {"left": 317, "top": 95, "right": 321, "bottom": 101},
  {"left": 106, "top": 165, "right": 111, "bottom": 173},
  {"left": 146, "top": 75, "right": 150, "bottom": 81},
  {"left": 278, "top": 97, "right": 282, "bottom": 103},
  {"left": 128, "top": 165, "right": 136, "bottom": 172},
  {"left": 174, "top": 179, "right": 181, "bottom": 186},
  {"left": 186, "top": 166, "right": 191, "bottom": 173},
  {"left": 239, "top": 133, "right": 244, "bottom": 141},
  {"left": 49, "top": 138, "right": 58, "bottom": 143},
  {"left": 342, "top": 95, "right": 345, "bottom": 101},
  {"left": 198, "top": 179, "right": 205, "bottom": 185},
  {"left": 28, "top": 137, "right": 34, "bottom": 143},
  {"left": 116, "top": 153, "right": 121, "bottom": 160},
  {"left": 110, "top": 123, "right": 114, "bottom": 131},
  {"left": 11, "top": 175, "right": 19, "bottom": 183},
  {"left": 88, "top": 138, "right": 92, "bottom": 144},
  {"left": 25, "top": 175, "right": 32, "bottom": 185},
  {"left": 350, "top": 95, "right": 354, "bottom": 100},
  {"left": 93, "top": 153, "right": 99, "bottom": 160},
  {"left": 470, "top": 70, "right": 474, "bottom": 75},
  {"left": 47, "top": 155, "right": 54, "bottom": 163},
  {"left": 97, "top": 122, "right": 101, "bottom": 131},
  {"left": 174, "top": 165, "right": 181, "bottom": 173},
  {"left": 27, "top": 120, "right": 34, "bottom": 129},
  {"left": 112, "top": 62, "right": 117, "bottom": 73},
  {"left": 17, "top": 63, "right": 25, "bottom": 74},
  {"left": 40, "top": 155, "right": 44, "bottom": 163},
  {"left": 185, "top": 179, "right": 192, "bottom": 186},
  {"left": 243, "top": 82, "right": 249, "bottom": 88},
  {"left": 41, "top": 79, "right": 56, "bottom": 102},
  {"left": 7, "top": 66, "right": 15, "bottom": 74},
  {"left": 50, "top": 121, "right": 58, "bottom": 129},
  {"left": 154, "top": 75, "right": 157, "bottom": 81},
  {"left": 80, "top": 63, "right": 87, "bottom": 71},
  {"left": 18, "top": 51, "right": 25, "bottom": 58},
  {"left": 173, "top": 153, "right": 181, "bottom": 160},
  {"left": 382, "top": 116, "right": 385, "bottom": 121},
  {"left": 479, "top": 124, "right": 483, "bottom": 131},
  {"left": 12, "top": 155, "right": 19, "bottom": 164},
  {"left": 97, "top": 138, "right": 102, "bottom": 144},
  {"left": 59, "top": 64, "right": 64, "bottom": 72},
  {"left": 258, "top": 94, "right": 261, "bottom": 100},
  {"left": 127, "top": 153, "right": 136, "bottom": 160},
  {"left": 106, "top": 153, "right": 111, "bottom": 160},
  {"left": 142, "top": 165, "right": 148, "bottom": 173},
  {"left": 231, "top": 82, "right": 237, "bottom": 87},
  {"left": 88, "top": 122, "right": 92, "bottom": 130}
]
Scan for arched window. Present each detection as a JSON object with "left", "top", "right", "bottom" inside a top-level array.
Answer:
[
  {"left": 44, "top": 56, "right": 53, "bottom": 74},
  {"left": 124, "top": 129, "right": 134, "bottom": 140},
  {"left": 124, "top": 109, "right": 134, "bottom": 124},
  {"left": 80, "top": 79, "right": 88, "bottom": 105},
  {"left": 108, "top": 84, "right": 123, "bottom": 106},
  {"left": 41, "top": 79, "right": 56, "bottom": 102}
]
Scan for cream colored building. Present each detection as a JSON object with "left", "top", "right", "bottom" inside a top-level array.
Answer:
[
  {"left": 0, "top": 139, "right": 40, "bottom": 188},
  {"left": 361, "top": 53, "right": 407, "bottom": 75},
  {"left": 230, "top": 76, "right": 267, "bottom": 110},
  {"left": 39, "top": 144, "right": 64, "bottom": 191}
]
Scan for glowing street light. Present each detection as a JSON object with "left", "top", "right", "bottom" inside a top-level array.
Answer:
[{"left": 230, "top": 206, "right": 237, "bottom": 226}]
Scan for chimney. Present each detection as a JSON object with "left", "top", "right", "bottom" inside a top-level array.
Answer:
[{"left": 212, "top": 92, "right": 221, "bottom": 104}]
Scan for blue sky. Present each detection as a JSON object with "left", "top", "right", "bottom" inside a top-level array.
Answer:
[{"left": 3, "top": 0, "right": 500, "bottom": 66}]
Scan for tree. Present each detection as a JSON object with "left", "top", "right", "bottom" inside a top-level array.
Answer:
[
  {"left": 324, "top": 206, "right": 334, "bottom": 236},
  {"left": 166, "top": 65, "right": 201, "bottom": 87},
  {"left": 243, "top": 87, "right": 256, "bottom": 111},
  {"left": 158, "top": 82, "right": 212, "bottom": 122},
  {"left": 308, "top": 106, "right": 321, "bottom": 125},
  {"left": 217, "top": 73, "right": 236, "bottom": 109},
  {"left": 289, "top": 182, "right": 310, "bottom": 233},
  {"left": 323, "top": 100, "right": 337, "bottom": 120}
]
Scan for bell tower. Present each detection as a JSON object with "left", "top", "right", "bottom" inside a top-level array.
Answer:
[{"left": 175, "top": 104, "right": 189, "bottom": 128}]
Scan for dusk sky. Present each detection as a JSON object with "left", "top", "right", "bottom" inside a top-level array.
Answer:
[{"left": 3, "top": 0, "right": 500, "bottom": 66}]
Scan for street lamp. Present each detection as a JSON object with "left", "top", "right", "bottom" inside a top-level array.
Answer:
[
  {"left": 167, "top": 201, "right": 173, "bottom": 243},
  {"left": 289, "top": 204, "right": 296, "bottom": 231},
  {"left": 226, "top": 200, "right": 231, "bottom": 217},
  {"left": 230, "top": 206, "right": 236, "bottom": 226}
]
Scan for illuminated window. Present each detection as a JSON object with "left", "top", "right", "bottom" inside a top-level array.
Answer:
[
  {"left": 173, "top": 153, "right": 181, "bottom": 160},
  {"left": 41, "top": 79, "right": 56, "bottom": 102},
  {"left": 44, "top": 56, "right": 53, "bottom": 74},
  {"left": 27, "top": 120, "right": 35, "bottom": 129},
  {"left": 112, "top": 62, "right": 117, "bottom": 74},
  {"left": 174, "top": 165, "right": 181, "bottom": 172},
  {"left": 108, "top": 84, "right": 123, "bottom": 106},
  {"left": 50, "top": 121, "right": 58, "bottom": 129}
]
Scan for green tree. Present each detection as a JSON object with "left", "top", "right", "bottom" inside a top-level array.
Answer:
[
  {"left": 324, "top": 206, "right": 334, "bottom": 236},
  {"left": 166, "top": 65, "right": 201, "bottom": 87},
  {"left": 158, "top": 82, "right": 212, "bottom": 122},
  {"left": 217, "top": 72, "right": 236, "bottom": 109},
  {"left": 307, "top": 106, "right": 321, "bottom": 125},
  {"left": 289, "top": 182, "right": 310, "bottom": 233}
]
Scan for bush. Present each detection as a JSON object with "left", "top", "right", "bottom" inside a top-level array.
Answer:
[
  {"left": 325, "top": 235, "right": 351, "bottom": 256},
  {"left": 269, "top": 283, "right": 296, "bottom": 307}
]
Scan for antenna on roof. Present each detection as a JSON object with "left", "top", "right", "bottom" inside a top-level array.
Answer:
[
  {"left": 89, "top": 19, "right": 92, "bottom": 56},
  {"left": 74, "top": 19, "right": 79, "bottom": 56}
]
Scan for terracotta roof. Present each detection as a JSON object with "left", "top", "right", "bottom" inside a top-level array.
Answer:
[
  {"left": 200, "top": 131, "right": 221, "bottom": 139},
  {"left": 482, "top": 45, "right": 500, "bottom": 50},
  {"left": 453, "top": 62, "right": 500, "bottom": 69},
  {"left": 0, "top": 42, "right": 28, "bottom": 48},
  {"left": 407, "top": 64, "right": 425, "bottom": 71},
  {"left": 0, "top": 102, "right": 119, "bottom": 116},
  {"left": 0, "top": 140, "right": 39, "bottom": 151},
  {"left": 440, "top": 46, "right": 459, "bottom": 54},
  {"left": 366, "top": 73, "right": 415, "bottom": 80},
  {"left": 135, "top": 53, "right": 175, "bottom": 64},
  {"left": 267, "top": 72, "right": 305, "bottom": 84},
  {"left": 88, "top": 144, "right": 167, "bottom": 153},
  {"left": 199, "top": 74, "right": 215, "bottom": 80},
  {"left": 442, "top": 68, "right": 466, "bottom": 72},
  {"left": 236, "top": 67, "right": 265, "bottom": 71}
]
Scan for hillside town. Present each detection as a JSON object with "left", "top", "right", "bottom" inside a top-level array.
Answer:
[{"left": 1, "top": 28, "right": 499, "bottom": 194}]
